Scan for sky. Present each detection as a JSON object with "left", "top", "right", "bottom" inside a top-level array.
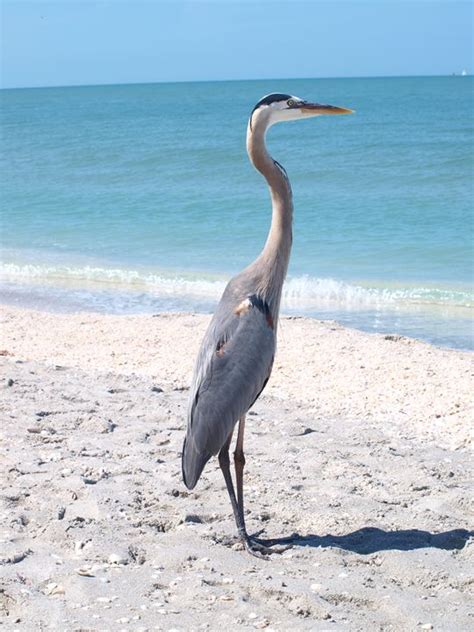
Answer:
[{"left": 1, "top": 1, "right": 472, "bottom": 89}]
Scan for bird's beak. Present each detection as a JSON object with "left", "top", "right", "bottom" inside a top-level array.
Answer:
[{"left": 300, "top": 103, "right": 354, "bottom": 115}]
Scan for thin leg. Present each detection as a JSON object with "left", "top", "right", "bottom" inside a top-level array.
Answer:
[
  {"left": 218, "top": 432, "right": 246, "bottom": 540},
  {"left": 219, "top": 426, "right": 267, "bottom": 558},
  {"left": 234, "top": 416, "right": 246, "bottom": 528},
  {"left": 231, "top": 416, "right": 292, "bottom": 558}
]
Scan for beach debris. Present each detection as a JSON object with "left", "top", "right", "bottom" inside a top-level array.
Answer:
[
  {"left": 0, "top": 549, "right": 32, "bottom": 565},
  {"left": 57, "top": 506, "right": 66, "bottom": 520},
  {"left": 65, "top": 516, "right": 88, "bottom": 533},
  {"left": 44, "top": 582, "right": 65, "bottom": 596},
  {"left": 183, "top": 513, "right": 203, "bottom": 524},
  {"left": 81, "top": 467, "right": 109, "bottom": 485},
  {"left": 51, "top": 553, "right": 64, "bottom": 566},
  {"left": 82, "top": 477, "right": 98, "bottom": 485},
  {"left": 232, "top": 541, "right": 245, "bottom": 551},
  {"left": 155, "top": 608, "right": 180, "bottom": 615},
  {"left": 101, "top": 419, "right": 117, "bottom": 433},
  {"left": 75, "top": 566, "right": 95, "bottom": 577},
  {"left": 108, "top": 552, "right": 128, "bottom": 565},
  {"left": 3, "top": 492, "right": 22, "bottom": 504},
  {"left": 36, "top": 410, "right": 53, "bottom": 418},
  {"left": 0, "top": 349, "right": 13, "bottom": 356},
  {"left": 169, "top": 577, "right": 183, "bottom": 589},
  {"left": 12, "top": 514, "right": 29, "bottom": 528},
  {"left": 128, "top": 544, "right": 146, "bottom": 565},
  {"left": 6, "top": 378, "right": 14, "bottom": 387},
  {"left": 151, "top": 385, "right": 164, "bottom": 393}
]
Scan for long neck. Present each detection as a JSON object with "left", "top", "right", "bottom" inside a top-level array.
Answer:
[{"left": 246, "top": 118, "right": 293, "bottom": 312}]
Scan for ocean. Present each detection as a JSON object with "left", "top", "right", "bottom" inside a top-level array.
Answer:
[{"left": 1, "top": 77, "right": 473, "bottom": 349}]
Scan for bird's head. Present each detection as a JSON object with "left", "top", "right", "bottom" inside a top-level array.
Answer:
[{"left": 249, "top": 93, "right": 353, "bottom": 131}]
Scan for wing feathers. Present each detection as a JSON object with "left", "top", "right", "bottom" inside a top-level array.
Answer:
[{"left": 182, "top": 294, "right": 275, "bottom": 489}]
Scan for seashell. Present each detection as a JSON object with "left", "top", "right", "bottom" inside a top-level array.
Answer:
[
  {"left": 75, "top": 566, "right": 95, "bottom": 577},
  {"left": 45, "top": 582, "right": 65, "bottom": 596},
  {"left": 108, "top": 553, "right": 128, "bottom": 565},
  {"left": 219, "top": 594, "right": 234, "bottom": 601}
]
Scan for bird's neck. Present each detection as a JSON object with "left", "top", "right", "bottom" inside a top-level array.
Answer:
[{"left": 246, "top": 120, "right": 293, "bottom": 311}]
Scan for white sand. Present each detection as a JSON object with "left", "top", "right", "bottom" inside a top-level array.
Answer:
[{"left": 1, "top": 305, "right": 473, "bottom": 630}]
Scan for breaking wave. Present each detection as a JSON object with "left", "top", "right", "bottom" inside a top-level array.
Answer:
[{"left": 1, "top": 262, "right": 471, "bottom": 311}]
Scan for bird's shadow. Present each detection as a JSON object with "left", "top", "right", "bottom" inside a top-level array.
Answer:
[{"left": 257, "top": 527, "right": 473, "bottom": 554}]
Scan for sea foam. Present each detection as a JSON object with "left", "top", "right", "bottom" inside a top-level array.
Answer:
[{"left": 1, "top": 262, "right": 471, "bottom": 311}]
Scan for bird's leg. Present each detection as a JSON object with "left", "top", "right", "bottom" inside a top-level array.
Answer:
[
  {"left": 234, "top": 416, "right": 247, "bottom": 527},
  {"left": 233, "top": 416, "right": 291, "bottom": 557},
  {"left": 218, "top": 433, "right": 246, "bottom": 540},
  {"left": 218, "top": 429, "right": 266, "bottom": 559}
]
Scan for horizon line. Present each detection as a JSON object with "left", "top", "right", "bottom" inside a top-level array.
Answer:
[{"left": 1, "top": 72, "right": 471, "bottom": 91}]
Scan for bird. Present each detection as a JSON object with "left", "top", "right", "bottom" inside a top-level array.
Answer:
[{"left": 182, "top": 93, "right": 353, "bottom": 556}]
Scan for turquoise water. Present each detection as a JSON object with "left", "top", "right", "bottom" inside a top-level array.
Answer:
[{"left": 1, "top": 77, "right": 473, "bottom": 349}]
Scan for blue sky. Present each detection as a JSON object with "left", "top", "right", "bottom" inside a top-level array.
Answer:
[{"left": 1, "top": 1, "right": 472, "bottom": 88}]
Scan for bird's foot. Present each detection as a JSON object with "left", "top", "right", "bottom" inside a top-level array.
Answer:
[{"left": 242, "top": 534, "right": 292, "bottom": 559}]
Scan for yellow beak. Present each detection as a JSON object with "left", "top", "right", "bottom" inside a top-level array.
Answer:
[{"left": 301, "top": 103, "right": 354, "bottom": 115}]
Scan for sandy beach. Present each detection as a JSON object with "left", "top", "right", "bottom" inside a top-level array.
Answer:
[{"left": 1, "top": 305, "right": 473, "bottom": 631}]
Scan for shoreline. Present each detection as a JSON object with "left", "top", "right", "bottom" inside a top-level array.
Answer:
[
  {"left": 1, "top": 304, "right": 472, "bottom": 445},
  {"left": 0, "top": 279, "right": 472, "bottom": 353},
  {"left": 1, "top": 304, "right": 473, "bottom": 629}
]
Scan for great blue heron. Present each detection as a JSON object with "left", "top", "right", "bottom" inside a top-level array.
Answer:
[{"left": 182, "top": 93, "right": 353, "bottom": 556}]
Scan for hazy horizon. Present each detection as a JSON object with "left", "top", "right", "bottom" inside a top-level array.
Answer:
[{"left": 2, "top": 71, "right": 472, "bottom": 91}]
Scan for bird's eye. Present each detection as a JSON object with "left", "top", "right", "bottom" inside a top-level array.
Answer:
[{"left": 287, "top": 99, "right": 296, "bottom": 107}]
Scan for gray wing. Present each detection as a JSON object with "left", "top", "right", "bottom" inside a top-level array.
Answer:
[{"left": 182, "top": 291, "right": 275, "bottom": 489}]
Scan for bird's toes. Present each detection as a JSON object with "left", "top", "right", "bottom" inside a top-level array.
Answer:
[
  {"left": 243, "top": 539, "right": 271, "bottom": 559},
  {"left": 244, "top": 536, "right": 292, "bottom": 557},
  {"left": 252, "top": 534, "right": 294, "bottom": 550}
]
